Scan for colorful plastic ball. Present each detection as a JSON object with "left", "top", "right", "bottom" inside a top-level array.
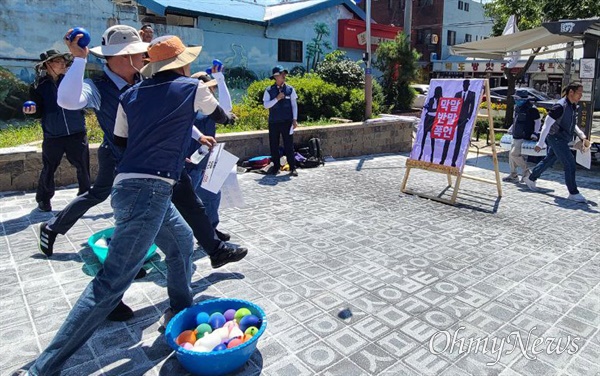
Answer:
[
  {"left": 223, "top": 320, "right": 238, "bottom": 333},
  {"left": 176, "top": 330, "right": 197, "bottom": 346},
  {"left": 191, "top": 345, "right": 211, "bottom": 353},
  {"left": 181, "top": 342, "right": 194, "bottom": 350},
  {"left": 212, "top": 327, "right": 229, "bottom": 342},
  {"left": 241, "top": 333, "right": 253, "bottom": 343},
  {"left": 23, "top": 101, "right": 36, "bottom": 108},
  {"left": 195, "top": 332, "right": 221, "bottom": 350},
  {"left": 234, "top": 308, "right": 251, "bottom": 323},
  {"left": 228, "top": 327, "right": 244, "bottom": 339},
  {"left": 227, "top": 337, "right": 243, "bottom": 349},
  {"left": 195, "top": 312, "right": 210, "bottom": 325},
  {"left": 245, "top": 326, "right": 259, "bottom": 336},
  {"left": 69, "top": 27, "right": 91, "bottom": 48},
  {"left": 208, "top": 312, "right": 226, "bottom": 330},
  {"left": 239, "top": 314, "right": 261, "bottom": 332},
  {"left": 213, "top": 343, "right": 227, "bottom": 352},
  {"left": 195, "top": 323, "right": 212, "bottom": 338},
  {"left": 223, "top": 309, "right": 236, "bottom": 321}
]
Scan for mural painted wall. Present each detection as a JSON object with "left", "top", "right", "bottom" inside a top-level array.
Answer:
[
  {"left": 1, "top": 0, "right": 365, "bottom": 111},
  {"left": 192, "top": 5, "right": 362, "bottom": 100}
]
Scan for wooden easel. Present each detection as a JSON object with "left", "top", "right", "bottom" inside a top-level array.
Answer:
[{"left": 401, "top": 79, "right": 502, "bottom": 205}]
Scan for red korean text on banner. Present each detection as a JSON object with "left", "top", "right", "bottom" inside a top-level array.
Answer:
[{"left": 431, "top": 97, "right": 463, "bottom": 140}]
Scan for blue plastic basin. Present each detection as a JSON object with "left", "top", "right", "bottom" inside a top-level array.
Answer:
[
  {"left": 87, "top": 227, "right": 157, "bottom": 264},
  {"left": 165, "top": 298, "right": 267, "bottom": 376}
]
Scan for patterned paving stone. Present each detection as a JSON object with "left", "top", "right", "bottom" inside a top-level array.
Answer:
[{"left": 2, "top": 153, "right": 598, "bottom": 375}]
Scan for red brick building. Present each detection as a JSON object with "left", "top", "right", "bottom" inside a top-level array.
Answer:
[{"left": 357, "top": 0, "right": 444, "bottom": 65}]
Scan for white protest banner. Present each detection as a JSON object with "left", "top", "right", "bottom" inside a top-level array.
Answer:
[{"left": 201, "top": 143, "right": 239, "bottom": 194}]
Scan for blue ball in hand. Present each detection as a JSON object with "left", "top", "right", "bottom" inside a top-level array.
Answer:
[
  {"left": 23, "top": 101, "right": 36, "bottom": 108},
  {"left": 69, "top": 27, "right": 91, "bottom": 48}
]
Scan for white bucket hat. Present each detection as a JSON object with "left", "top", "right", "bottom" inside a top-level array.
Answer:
[{"left": 89, "top": 25, "right": 149, "bottom": 57}]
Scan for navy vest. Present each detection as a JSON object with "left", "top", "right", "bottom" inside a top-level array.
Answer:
[
  {"left": 267, "top": 84, "right": 294, "bottom": 123},
  {"left": 34, "top": 76, "right": 86, "bottom": 138},
  {"left": 512, "top": 103, "right": 536, "bottom": 140},
  {"left": 118, "top": 71, "right": 198, "bottom": 180},
  {"left": 549, "top": 98, "right": 577, "bottom": 142},
  {"left": 92, "top": 73, "right": 131, "bottom": 157}
]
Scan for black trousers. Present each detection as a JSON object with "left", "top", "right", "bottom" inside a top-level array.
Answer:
[
  {"left": 171, "top": 169, "right": 221, "bottom": 256},
  {"left": 36, "top": 132, "right": 90, "bottom": 204},
  {"left": 268, "top": 120, "right": 295, "bottom": 170},
  {"left": 440, "top": 122, "right": 467, "bottom": 167}
]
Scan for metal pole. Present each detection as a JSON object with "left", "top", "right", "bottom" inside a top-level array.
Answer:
[
  {"left": 404, "top": 0, "right": 412, "bottom": 41},
  {"left": 365, "top": 0, "right": 372, "bottom": 119}
]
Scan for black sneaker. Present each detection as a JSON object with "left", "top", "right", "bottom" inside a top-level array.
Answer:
[
  {"left": 215, "top": 229, "right": 231, "bottom": 242},
  {"left": 210, "top": 245, "right": 248, "bottom": 269},
  {"left": 37, "top": 201, "right": 52, "bottom": 212},
  {"left": 107, "top": 300, "right": 134, "bottom": 321},
  {"left": 39, "top": 223, "right": 57, "bottom": 257},
  {"left": 290, "top": 169, "right": 298, "bottom": 177}
]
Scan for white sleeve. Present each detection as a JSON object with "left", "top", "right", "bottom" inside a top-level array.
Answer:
[
  {"left": 291, "top": 88, "right": 298, "bottom": 120},
  {"left": 263, "top": 88, "right": 278, "bottom": 109},
  {"left": 213, "top": 72, "right": 232, "bottom": 114},
  {"left": 191, "top": 125, "right": 203, "bottom": 141},
  {"left": 536, "top": 115, "right": 554, "bottom": 148},
  {"left": 57, "top": 57, "right": 95, "bottom": 110},
  {"left": 194, "top": 83, "right": 219, "bottom": 115},
  {"left": 574, "top": 125, "right": 586, "bottom": 140},
  {"left": 113, "top": 104, "right": 129, "bottom": 138},
  {"left": 533, "top": 118, "right": 542, "bottom": 133}
]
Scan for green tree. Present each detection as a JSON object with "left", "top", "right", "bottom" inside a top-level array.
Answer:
[
  {"left": 305, "top": 23, "right": 332, "bottom": 72},
  {"left": 373, "top": 32, "right": 421, "bottom": 111},
  {"left": 483, "top": 0, "right": 600, "bottom": 126}
]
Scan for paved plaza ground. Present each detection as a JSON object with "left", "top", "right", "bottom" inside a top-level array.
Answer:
[{"left": 1, "top": 151, "right": 599, "bottom": 376}]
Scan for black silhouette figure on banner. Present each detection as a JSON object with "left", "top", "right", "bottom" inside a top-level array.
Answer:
[
  {"left": 418, "top": 86, "right": 443, "bottom": 162},
  {"left": 440, "top": 79, "right": 476, "bottom": 167}
]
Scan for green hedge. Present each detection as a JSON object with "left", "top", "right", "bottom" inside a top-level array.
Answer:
[{"left": 240, "top": 73, "right": 379, "bottom": 124}]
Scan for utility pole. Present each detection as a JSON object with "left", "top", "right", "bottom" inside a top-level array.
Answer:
[
  {"left": 365, "top": 0, "right": 372, "bottom": 119},
  {"left": 404, "top": 0, "right": 412, "bottom": 41}
]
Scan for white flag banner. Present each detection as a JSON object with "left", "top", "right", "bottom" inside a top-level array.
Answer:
[{"left": 503, "top": 15, "right": 520, "bottom": 68}]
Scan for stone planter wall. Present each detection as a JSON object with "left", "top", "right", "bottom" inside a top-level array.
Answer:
[{"left": 0, "top": 119, "right": 414, "bottom": 192}]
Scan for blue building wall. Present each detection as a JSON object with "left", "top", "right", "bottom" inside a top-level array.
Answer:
[
  {"left": 441, "top": 0, "right": 492, "bottom": 59},
  {"left": 194, "top": 5, "right": 359, "bottom": 78}
]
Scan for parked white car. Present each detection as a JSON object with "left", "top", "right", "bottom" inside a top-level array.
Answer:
[{"left": 411, "top": 84, "right": 429, "bottom": 109}]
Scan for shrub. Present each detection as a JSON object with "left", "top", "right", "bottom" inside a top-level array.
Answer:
[
  {"left": 315, "top": 50, "right": 364, "bottom": 90},
  {"left": 0, "top": 66, "right": 30, "bottom": 120}
]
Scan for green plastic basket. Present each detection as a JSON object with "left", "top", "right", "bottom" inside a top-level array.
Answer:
[{"left": 88, "top": 227, "right": 157, "bottom": 264}]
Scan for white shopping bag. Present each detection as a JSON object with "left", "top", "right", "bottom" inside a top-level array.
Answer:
[
  {"left": 220, "top": 167, "right": 245, "bottom": 209},
  {"left": 201, "top": 143, "right": 239, "bottom": 194},
  {"left": 576, "top": 148, "right": 591, "bottom": 169}
]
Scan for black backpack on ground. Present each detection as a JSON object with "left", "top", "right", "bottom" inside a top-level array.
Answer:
[{"left": 296, "top": 138, "right": 325, "bottom": 168}]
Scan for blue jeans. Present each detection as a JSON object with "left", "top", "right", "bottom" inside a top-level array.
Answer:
[
  {"left": 187, "top": 164, "right": 221, "bottom": 229},
  {"left": 47, "top": 144, "right": 115, "bottom": 234},
  {"left": 529, "top": 134, "right": 579, "bottom": 194},
  {"left": 29, "top": 178, "right": 194, "bottom": 376}
]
